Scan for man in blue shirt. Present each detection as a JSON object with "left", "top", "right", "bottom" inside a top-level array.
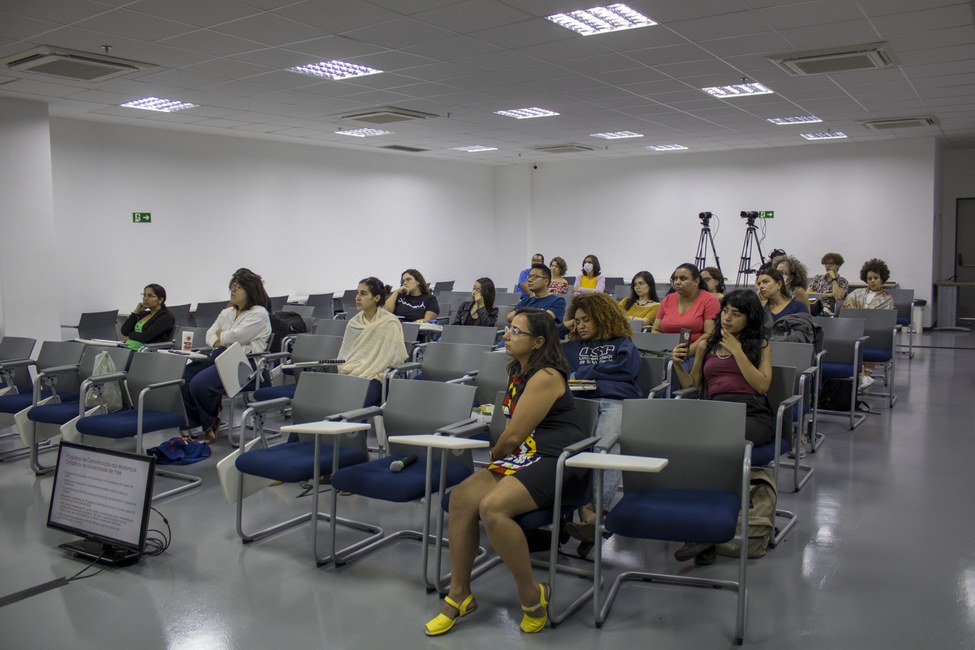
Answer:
[
  {"left": 509, "top": 263, "right": 566, "bottom": 324},
  {"left": 515, "top": 253, "right": 545, "bottom": 299}
]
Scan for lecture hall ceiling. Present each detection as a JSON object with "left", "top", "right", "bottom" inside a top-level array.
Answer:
[{"left": 1, "top": 0, "right": 973, "bottom": 162}]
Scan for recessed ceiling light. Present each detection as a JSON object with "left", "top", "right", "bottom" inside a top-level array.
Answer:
[
  {"left": 494, "top": 107, "right": 560, "bottom": 119},
  {"left": 335, "top": 128, "right": 393, "bottom": 137},
  {"left": 801, "top": 131, "right": 847, "bottom": 140},
  {"left": 547, "top": 4, "right": 656, "bottom": 36},
  {"left": 702, "top": 82, "right": 774, "bottom": 98},
  {"left": 289, "top": 60, "right": 382, "bottom": 80},
  {"left": 590, "top": 131, "right": 644, "bottom": 139},
  {"left": 120, "top": 97, "right": 198, "bottom": 112},
  {"left": 451, "top": 145, "right": 498, "bottom": 152},
  {"left": 768, "top": 116, "right": 823, "bottom": 125},
  {"left": 647, "top": 144, "right": 688, "bottom": 151}
]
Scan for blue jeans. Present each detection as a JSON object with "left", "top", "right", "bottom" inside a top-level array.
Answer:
[{"left": 591, "top": 398, "right": 623, "bottom": 510}]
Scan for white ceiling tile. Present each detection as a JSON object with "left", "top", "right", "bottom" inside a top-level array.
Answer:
[
  {"left": 107, "top": 42, "right": 212, "bottom": 68},
  {"left": 669, "top": 11, "right": 775, "bottom": 41},
  {"left": 127, "top": 0, "right": 261, "bottom": 28},
  {"left": 161, "top": 29, "right": 264, "bottom": 56},
  {"left": 600, "top": 26, "right": 690, "bottom": 53},
  {"left": 626, "top": 43, "right": 713, "bottom": 67},
  {"left": 775, "top": 20, "right": 881, "bottom": 49},
  {"left": 284, "top": 35, "right": 388, "bottom": 61},
  {"left": 471, "top": 19, "right": 573, "bottom": 49},
  {"left": 871, "top": 5, "right": 973, "bottom": 35},
  {"left": 340, "top": 18, "right": 456, "bottom": 50},
  {"left": 754, "top": 1, "right": 866, "bottom": 30},
  {"left": 403, "top": 34, "right": 501, "bottom": 60},
  {"left": 898, "top": 44, "right": 975, "bottom": 66},
  {"left": 212, "top": 13, "right": 327, "bottom": 46},
  {"left": 697, "top": 33, "right": 794, "bottom": 58},
  {"left": 2, "top": 0, "right": 115, "bottom": 25},
  {"left": 22, "top": 25, "right": 145, "bottom": 52},
  {"left": 182, "top": 58, "right": 274, "bottom": 80},
  {"left": 413, "top": 0, "right": 531, "bottom": 33},
  {"left": 638, "top": 0, "right": 748, "bottom": 23},
  {"left": 74, "top": 9, "right": 198, "bottom": 42},
  {"left": 348, "top": 50, "right": 439, "bottom": 73}
]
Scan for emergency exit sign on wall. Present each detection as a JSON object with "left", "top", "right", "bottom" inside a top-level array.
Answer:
[{"left": 132, "top": 212, "right": 152, "bottom": 223}]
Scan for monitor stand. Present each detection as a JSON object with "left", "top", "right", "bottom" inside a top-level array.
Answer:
[{"left": 59, "top": 539, "right": 141, "bottom": 567}]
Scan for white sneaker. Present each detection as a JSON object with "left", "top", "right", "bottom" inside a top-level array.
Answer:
[{"left": 859, "top": 375, "right": 875, "bottom": 390}]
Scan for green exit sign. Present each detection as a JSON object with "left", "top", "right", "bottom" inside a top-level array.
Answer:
[
  {"left": 132, "top": 212, "right": 152, "bottom": 223},
  {"left": 760, "top": 211, "right": 774, "bottom": 219}
]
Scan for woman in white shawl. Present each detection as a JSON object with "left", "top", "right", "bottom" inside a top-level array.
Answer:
[{"left": 338, "top": 276, "right": 409, "bottom": 406}]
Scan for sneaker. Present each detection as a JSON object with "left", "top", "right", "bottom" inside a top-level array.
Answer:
[
  {"left": 859, "top": 375, "right": 875, "bottom": 390},
  {"left": 787, "top": 445, "right": 807, "bottom": 459},
  {"left": 674, "top": 542, "right": 714, "bottom": 562}
]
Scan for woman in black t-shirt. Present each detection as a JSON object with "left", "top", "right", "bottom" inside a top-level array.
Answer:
[
  {"left": 383, "top": 268, "right": 440, "bottom": 322},
  {"left": 424, "top": 309, "right": 586, "bottom": 638}
]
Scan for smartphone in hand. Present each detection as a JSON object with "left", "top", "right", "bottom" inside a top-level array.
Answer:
[{"left": 678, "top": 328, "right": 692, "bottom": 349}]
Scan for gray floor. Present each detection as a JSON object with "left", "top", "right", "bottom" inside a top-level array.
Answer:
[{"left": 1, "top": 330, "right": 974, "bottom": 649}]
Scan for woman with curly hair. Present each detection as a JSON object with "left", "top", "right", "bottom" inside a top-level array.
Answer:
[
  {"left": 772, "top": 254, "right": 810, "bottom": 308},
  {"left": 548, "top": 257, "right": 569, "bottom": 295},
  {"left": 561, "top": 292, "right": 641, "bottom": 557},
  {"left": 843, "top": 258, "right": 894, "bottom": 310},
  {"left": 808, "top": 252, "right": 849, "bottom": 314}
]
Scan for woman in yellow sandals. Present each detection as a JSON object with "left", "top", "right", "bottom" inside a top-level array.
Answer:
[{"left": 424, "top": 309, "right": 589, "bottom": 636}]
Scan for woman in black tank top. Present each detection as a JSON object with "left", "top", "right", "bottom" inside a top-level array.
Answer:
[{"left": 424, "top": 309, "right": 587, "bottom": 637}]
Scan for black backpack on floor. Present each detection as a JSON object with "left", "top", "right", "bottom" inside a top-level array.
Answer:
[{"left": 269, "top": 311, "right": 307, "bottom": 352}]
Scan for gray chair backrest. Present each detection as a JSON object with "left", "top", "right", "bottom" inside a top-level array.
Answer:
[
  {"left": 166, "top": 304, "right": 192, "bottom": 327},
  {"left": 496, "top": 305, "right": 515, "bottom": 324},
  {"left": 291, "top": 373, "right": 371, "bottom": 449},
  {"left": 439, "top": 324, "right": 497, "bottom": 347},
  {"left": 656, "top": 283, "right": 673, "bottom": 299},
  {"left": 839, "top": 308, "right": 897, "bottom": 349},
  {"left": 193, "top": 301, "right": 227, "bottom": 329},
  {"left": 384, "top": 379, "right": 476, "bottom": 459},
  {"left": 290, "top": 334, "right": 344, "bottom": 378},
  {"left": 282, "top": 304, "right": 316, "bottom": 331},
  {"left": 636, "top": 355, "right": 669, "bottom": 397},
  {"left": 37, "top": 341, "right": 86, "bottom": 394},
  {"left": 769, "top": 341, "right": 814, "bottom": 374},
  {"left": 314, "top": 318, "right": 349, "bottom": 337},
  {"left": 474, "top": 351, "right": 510, "bottom": 406},
  {"left": 420, "top": 343, "right": 493, "bottom": 383},
  {"left": 564, "top": 276, "right": 575, "bottom": 286},
  {"left": 306, "top": 293, "right": 335, "bottom": 320},
  {"left": 338, "top": 289, "right": 357, "bottom": 314},
  {"left": 433, "top": 281, "right": 455, "bottom": 295},
  {"left": 269, "top": 295, "right": 288, "bottom": 312},
  {"left": 888, "top": 288, "right": 914, "bottom": 322},
  {"left": 767, "top": 365, "right": 797, "bottom": 413},
  {"left": 125, "top": 352, "right": 187, "bottom": 416},
  {"left": 603, "top": 277, "right": 625, "bottom": 294},
  {"left": 631, "top": 331, "right": 680, "bottom": 354},
  {"left": 0, "top": 336, "right": 36, "bottom": 389},
  {"left": 494, "top": 292, "right": 520, "bottom": 306},
  {"left": 77, "top": 310, "right": 120, "bottom": 340},
  {"left": 620, "top": 399, "right": 746, "bottom": 494},
  {"left": 402, "top": 322, "right": 421, "bottom": 345},
  {"left": 614, "top": 285, "right": 631, "bottom": 300},
  {"left": 812, "top": 316, "right": 865, "bottom": 365}
]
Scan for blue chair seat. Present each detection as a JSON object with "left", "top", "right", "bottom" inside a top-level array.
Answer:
[
  {"left": 76, "top": 409, "right": 184, "bottom": 439},
  {"left": 332, "top": 457, "right": 471, "bottom": 503},
  {"left": 820, "top": 361, "right": 854, "bottom": 380},
  {"left": 752, "top": 435, "right": 790, "bottom": 467},
  {"left": 862, "top": 348, "right": 892, "bottom": 363},
  {"left": 896, "top": 316, "right": 910, "bottom": 327},
  {"left": 28, "top": 401, "right": 82, "bottom": 425},
  {"left": 235, "top": 441, "right": 367, "bottom": 483},
  {"left": 252, "top": 384, "right": 297, "bottom": 402},
  {"left": 0, "top": 391, "right": 79, "bottom": 414},
  {"left": 605, "top": 488, "right": 741, "bottom": 543}
]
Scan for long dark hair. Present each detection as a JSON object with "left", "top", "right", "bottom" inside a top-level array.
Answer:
[
  {"left": 703, "top": 290, "right": 766, "bottom": 368},
  {"left": 757, "top": 268, "right": 791, "bottom": 301},
  {"left": 401, "top": 269, "right": 431, "bottom": 295},
  {"left": 624, "top": 271, "right": 659, "bottom": 308},
  {"left": 672, "top": 263, "right": 708, "bottom": 291},
  {"left": 507, "top": 308, "right": 569, "bottom": 380},
  {"left": 475, "top": 277, "right": 496, "bottom": 311},
  {"left": 144, "top": 283, "right": 168, "bottom": 310},
  {"left": 703, "top": 267, "right": 726, "bottom": 293},
  {"left": 582, "top": 254, "right": 601, "bottom": 278},
  {"left": 359, "top": 276, "right": 391, "bottom": 304},
  {"left": 230, "top": 268, "right": 270, "bottom": 312}
]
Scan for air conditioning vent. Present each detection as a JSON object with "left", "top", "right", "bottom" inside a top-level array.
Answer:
[
  {"left": 381, "top": 145, "right": 428, "bottom": 153},
  {"left": 533, "top": 144, "right": 595, "bottom": 154},
  {"left": 770, "top": 43, "right": 896, "bottom": 76},
  {"left": 861, "top": 116, "right": 939, "bottom": 130},
  {"left": 4, "top": 46, "right": 154, "bottom": 82},
  {"left": 339, "top": 106, "right": 439, "bottom": 124}
]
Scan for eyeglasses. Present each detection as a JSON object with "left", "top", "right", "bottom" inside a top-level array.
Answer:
[
  {"left": 229, "top": 282, "right": 241, "bottom": 291},
  {"left": 526, "top": 275, "right": 545, "bottom": 282},
  {"left": 504, "top": 325, "right": 532, "bottom": 337}
]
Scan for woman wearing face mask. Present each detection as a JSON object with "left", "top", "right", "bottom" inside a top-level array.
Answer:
[
  {"left": 573, "top": 254, "right": 605, "bottom": 294},
  {"left": 771, "top": 254, "right": 810, "bottom": 308},
  {"left": 384, "top": 269, "right": 440, "bottom": 323},
  {"left": 452, "top": 277, "right": 499, "bottom": 328},
  {"left": 652, "top": 263, "right": 721, "bottom": 346}
]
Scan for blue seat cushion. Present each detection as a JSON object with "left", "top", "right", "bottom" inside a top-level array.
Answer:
[
  {"left": 862, "top": 348, "right": 892, "bottom": 363},
  {"left": 252, "top": 384, "right": 296, "bottom": 402},
  {"left": 332, "top": 457, "right": 471, "bottom": 503},
  {"left": 76, "top": 409, "right": 184, "bottom": 439},
  {"left": 896, "top": 316, "right": 910, "bottom": 327},
  {"left": 0, "top": 391, "right": 78, "bottom": 415},
  {"left": 235, "top": 442, "right": 367, "bottom": 483},
  {"left": 820, "top": 361, "right": 854, "bottom": 380},
  {"left": 605, "top": 488, "right": 741, "bottom": 543},
  {"left": 752, "top": 435, "right": 790, "bottom": 467},
  {"left": 28, "top": 401, "right": 82, "bottom": 425}
]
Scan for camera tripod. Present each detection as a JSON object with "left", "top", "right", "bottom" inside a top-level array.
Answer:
[
  {"left": 735, "top": 215, "right": 765, "bottom": 287},
  {"left": 694, "top": 212, "right": 721, "bottom": 274}
]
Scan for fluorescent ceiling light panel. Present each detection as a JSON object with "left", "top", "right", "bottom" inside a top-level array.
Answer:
[
  {"left": 768, "top": 116, "right": 822, "bottom": 125},
  {"left": 590, "top": 131, "right": 643, "bottom": 139},
  {"left": 289, "top": 60, "right": 382, "bottom": 80},
  {"left": 547, "top": 4, "right": 656, "bottom": 36},
  {"left": 451, "top": 145, "right": 498, "bottom": 152},
  {"left": 120, "top": 97, "right": 198, "bottom": 112},
  {"left": 647, "top": 144, "right": 688, "bottom": 151},
  {"left": 335, "top": 128, "right": 393, "bottom": 137},
  {"left": 702, "top": 83, "right": 774, "bottom": 98},
  {"left": 494, "top": 107, "right": 559, "bottom": 119},
  {"left": 801, "top": 131, "right": 847, "bottom": 140}
]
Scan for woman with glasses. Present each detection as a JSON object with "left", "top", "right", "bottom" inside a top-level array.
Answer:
[
  {"left": 426, "top": 309, "right": 587, "bottom": 637},
  {"left": 121, "top": 283, "right": 175, "bottom": 351},
  {"left": 384, "top": 268, "right": 440, "bottom": 323},
  {"left": 652, "top": 263, "right": 721, "bottom": 346},
  {"left": 573, "top": 254, "right": 604, "bottom": 294},
  {"left": 772, "top": 254, "right": 810, "bottom": 308},
  {"left": 182, "top": 268, "right": 272, "bottom": 443}
]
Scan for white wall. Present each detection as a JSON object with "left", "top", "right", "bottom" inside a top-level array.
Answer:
[
  {"left": 49, "top": 119, "right": 496, "bottom": 322},
  {"left": 503, "top": 138, "right": 937, "bottom": 305},
  {"left": 0, "top": 98, "right": 62, "bottom": 340}
]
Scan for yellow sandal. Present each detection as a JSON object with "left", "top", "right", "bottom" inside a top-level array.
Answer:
[
  {"left": 520, "top": 583, "right": 549, "bottom": 633},
  {"left": 424, "top": 593, "right": 477, "bottom": 637}
]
